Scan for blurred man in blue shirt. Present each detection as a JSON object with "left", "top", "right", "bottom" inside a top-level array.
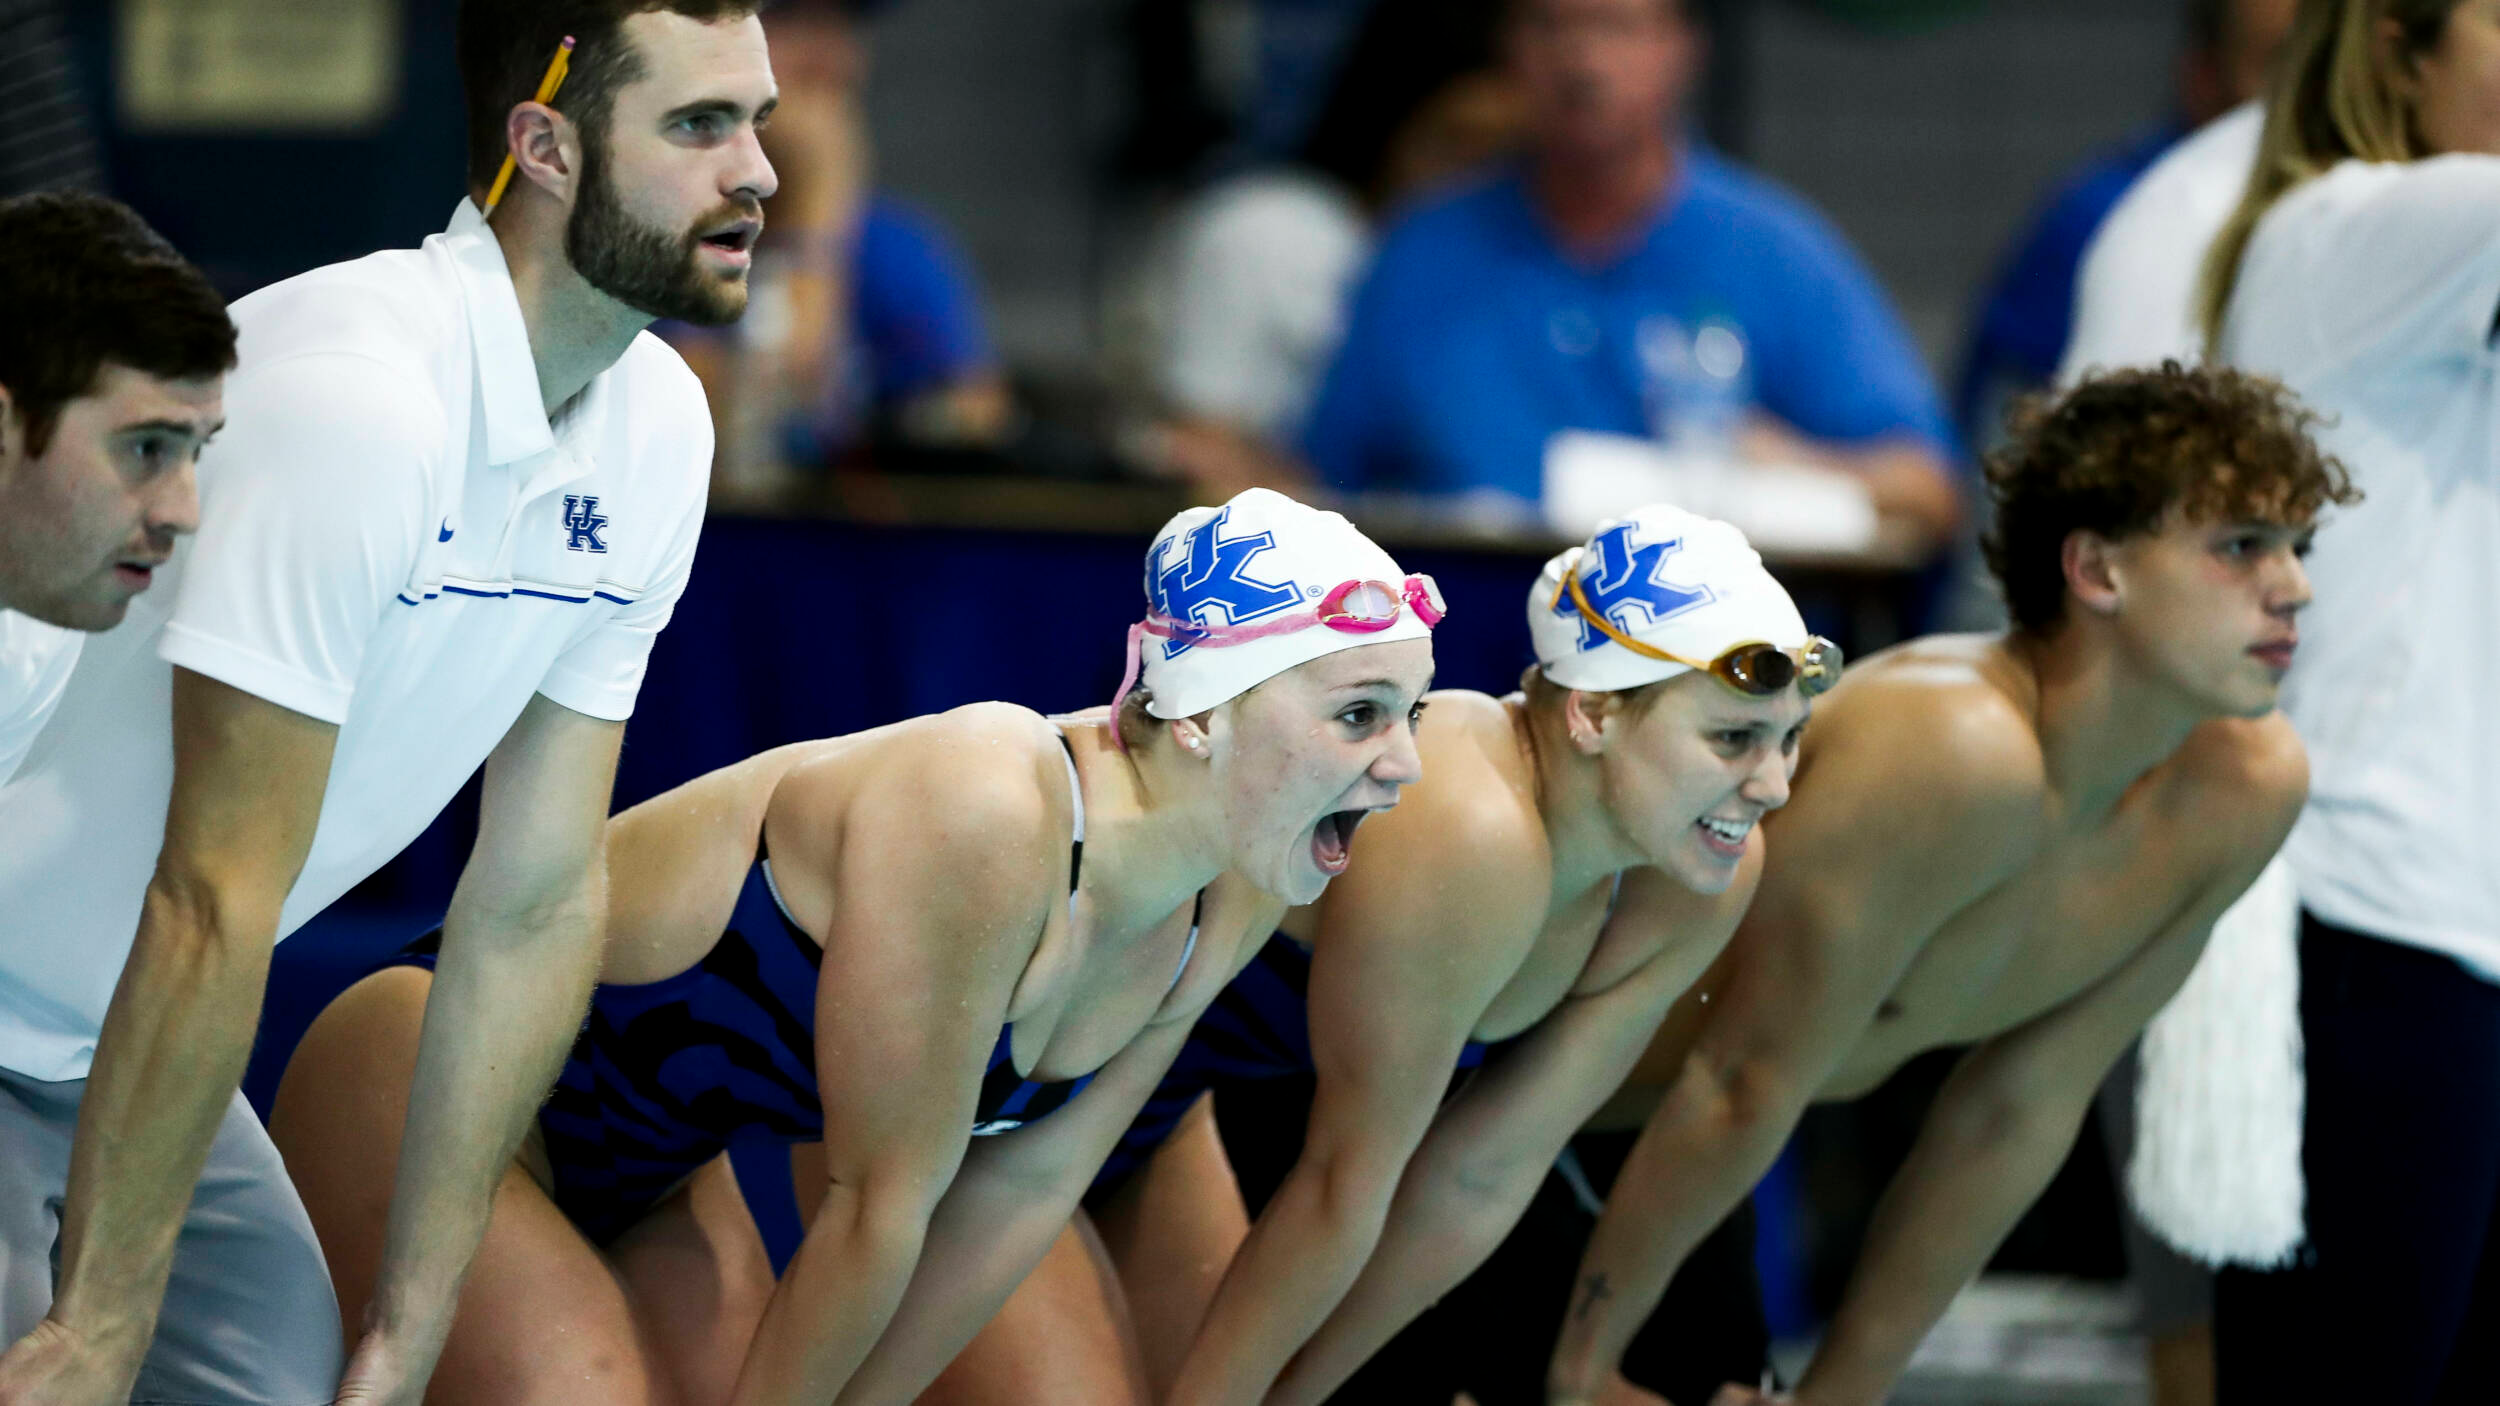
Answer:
[
  {"left": 1301, "top": 0, "right": 1958, "bottom": 546},
  {"left": 1955, "top": 0, "right": 2292, "bottom": 454},
  {"left": 670, "top": 0, "right": 1012, "bottom": 468}
]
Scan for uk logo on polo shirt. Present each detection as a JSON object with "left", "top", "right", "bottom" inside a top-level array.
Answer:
[{"left": 563, "top": 495, "right": 610, "bottom": 554}]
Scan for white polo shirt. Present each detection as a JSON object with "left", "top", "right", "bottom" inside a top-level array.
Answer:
[
  {"left": 2057, "top": 102, "right": 2264, "bottom": 382},
  {"left": 0, "top": 202, "right": 713, "bottom": 1081},
  {"left": 0, "top": 608, "right": 79, "bottom": 787},
  {"left": 2218, "top": 155, "right": 2500, "bottom": 981}
]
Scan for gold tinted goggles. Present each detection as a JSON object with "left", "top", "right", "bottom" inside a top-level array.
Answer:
[{"left": 1557, "top": 569, "right": 1842, "bottom": 698}]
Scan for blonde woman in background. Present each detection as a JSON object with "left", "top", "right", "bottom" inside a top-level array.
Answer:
[{"left": 2199, "top": 1, "right": 2500, "bottom": 1399}]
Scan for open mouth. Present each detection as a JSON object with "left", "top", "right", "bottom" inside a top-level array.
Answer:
[
  {"left": 1695, "top": 814, "right": 1752, "bottom": 859},
  {"left": 1310, "top": 809, "right": 1367, "bottom": 876},
  {"left": 697, "top": 220, "right": 760, "bottom": 259}
]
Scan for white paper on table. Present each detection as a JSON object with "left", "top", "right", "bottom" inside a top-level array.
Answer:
[{"left": 1540, "top": 430, "right": 1879, "bottom": 554}]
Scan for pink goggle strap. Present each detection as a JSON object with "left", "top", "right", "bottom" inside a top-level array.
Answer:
[
  {"left": 1106, "top": 576, "right": 1446, "bottom": 753},
  {"left": 1110, "top": 621, "right": 1149, "bottom": 753}
]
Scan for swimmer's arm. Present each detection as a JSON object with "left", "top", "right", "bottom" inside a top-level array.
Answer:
[
  {"left": 1274, "top": 861, "right": 1758, "bottom": 1405},
  {"left": 16, "top": 673, "right": 334, "bottom": 1396},
  {"left": 1165, "top": 795, "right": 1536, "bottom": 1406},
  {"left": 1794, "top": 898, "right": 2236, "bottom": 1405},
  {"left": 361, "top": 695, "right": 624, "bottom": 1380},
  {"left": 1548, "top": 697, "right": 2048, "bottom": 1403},
  {"left": 733, "top": 735, "right": 1056, "bottom": 1406},
  {"left": 1795, "top": 734, "right": 2305, "bottom": 1406},
  {"left": 833, "top": 1017, "right": 1197, "bottom": 1404}
]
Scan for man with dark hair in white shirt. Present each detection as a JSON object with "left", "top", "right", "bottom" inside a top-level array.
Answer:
[
  {"left": 0, "top": 4, "right": 777, "bottom": 1403},
  {"left": 0, "top": 191, "right": 230, "bottom": 785}
]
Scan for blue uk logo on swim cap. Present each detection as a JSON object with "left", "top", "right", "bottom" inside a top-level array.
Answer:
[
  {"left": 1146, "top": 506, "right": 1302, "bottom": 659},
  {"left": 1556, "top": 521, "right": 1715, "bottom": 652}
]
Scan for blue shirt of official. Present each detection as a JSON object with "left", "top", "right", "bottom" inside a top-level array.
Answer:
[
  {"left": 794, "top": 195, "right": 996, "bottom": 457},
  {"left": 1301, "top": 149, "right": 1952, "bottom": 501}
]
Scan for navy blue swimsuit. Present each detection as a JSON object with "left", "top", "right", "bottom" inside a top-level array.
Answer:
[{"left": 384, "top": 737, "right": 1185, "bottom": 1267}]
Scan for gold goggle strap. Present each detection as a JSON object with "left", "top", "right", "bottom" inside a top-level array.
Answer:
[
  {"left": 1560, "top": 567, "right": 1837, "bottom": 688},
  {"left": 1560, "top": 568, "right": 1698, "bottom": 665}
]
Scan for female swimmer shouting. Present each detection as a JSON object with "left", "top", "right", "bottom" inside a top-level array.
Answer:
[{"left": 270, "top": 488, "right": 1441, "bottom": 1404}]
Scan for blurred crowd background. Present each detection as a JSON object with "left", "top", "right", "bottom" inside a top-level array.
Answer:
[
  {"left": 8, "top": 0, "right": 2282, "bottom": 544},
  {"left": 2, "top": 2, "right": 2291, "bottom": 1397}
]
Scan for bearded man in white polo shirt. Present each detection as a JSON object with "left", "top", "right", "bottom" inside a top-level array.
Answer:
[
  {"left": 0, "top": 192, "right": 233, "bottom": 790},
  {"left": 0, "top": 4, "right": 776, "bottom": 1403}
]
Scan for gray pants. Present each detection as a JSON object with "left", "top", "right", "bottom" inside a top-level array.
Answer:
[{"left": 0, "top": 1069, "right": 342, "bottom": 1405}]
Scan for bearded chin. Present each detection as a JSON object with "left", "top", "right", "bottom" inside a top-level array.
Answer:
[{"left": 564, "top": 144, "right": 749, "bottom": 327}]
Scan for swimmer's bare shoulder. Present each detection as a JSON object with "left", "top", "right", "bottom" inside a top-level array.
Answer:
[
  {"left": 599, "top": 738, "right": 870, "bottom": 974},
  {"left": 1674, "top": 639, "right": 2057, "bottom": 1087},
  {"left": 845, "top": 700, "right": 1070, "bottom": 863},
  {"left": 1355, "top": 688, "right": 1550, "bottom": 939},
  {"left": 767, "top": 703, "right": 1069, "bottom": 946},
  {"left": 595, "top": 706, "right": 1066, "bottom": 981},
  {"left": 2160, "top": 710, "right": 2310, "bottom": 881},
  {"left": 1287, "top": 689, "right": 1552, "bottom": 1043},
  {"left": 1769, "top": 636, "right": 2052, "bottom": 925}
]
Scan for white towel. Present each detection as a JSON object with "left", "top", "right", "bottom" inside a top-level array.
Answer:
[{"left": 2128, "top": 854, "right": 2307, "bottom": 1268}]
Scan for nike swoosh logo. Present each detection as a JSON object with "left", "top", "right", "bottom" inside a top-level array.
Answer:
[{"left": 438, "top": 520, "right": 455, "bottom": 542}]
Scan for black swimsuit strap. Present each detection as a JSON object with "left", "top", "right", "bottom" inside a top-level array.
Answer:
[{"left": 1058, "top": 730, "right": 1083, "bottom": 895}]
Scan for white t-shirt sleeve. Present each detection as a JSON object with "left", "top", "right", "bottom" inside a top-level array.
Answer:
[
  {"left": 2286, "top": 155, "right": 2500, "bottom": 374},
  {"left": 156, "top": 353, "right": 438, "bottom": 725},
  {"left": 2058, "top": 104, "right": 2265, "bottom": 383},
  {"left": 534, "top": 393, "right": 709, "bottom": 723},
  {"left": 0, "top": 611, "right": 81, "bottom": 787}
]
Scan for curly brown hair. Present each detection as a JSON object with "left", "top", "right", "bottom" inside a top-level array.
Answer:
[{"left": 1982, "top": 362, "right": 2359, "bottom": 634}]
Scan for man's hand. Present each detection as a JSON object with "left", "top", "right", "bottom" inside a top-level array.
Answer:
[
  {"left": 329, "top": 1326, "right": 422, "bottom": 1406},
  {"left": 27, "top": 672, "right": 338, "bottom": 1406},
  {"left": 0, "top": 1317, "right": 140, "bottom": 1405}
]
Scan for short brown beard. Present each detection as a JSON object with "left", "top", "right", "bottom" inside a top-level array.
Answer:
[{"left": 564, "top": 134, "right": 755, "bottom": 327}]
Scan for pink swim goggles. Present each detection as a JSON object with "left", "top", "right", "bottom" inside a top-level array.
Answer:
[{"left": 1109, "top": 575, "right": 1447, "bottom": 749}]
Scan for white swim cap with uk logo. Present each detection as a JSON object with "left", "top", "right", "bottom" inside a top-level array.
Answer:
[
  {"left": 1529, "top": 503, "right": 1808, "bottom": 692},
  {"left": 1131, "top": 488, "right": 1434, "bottom": 719}
]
